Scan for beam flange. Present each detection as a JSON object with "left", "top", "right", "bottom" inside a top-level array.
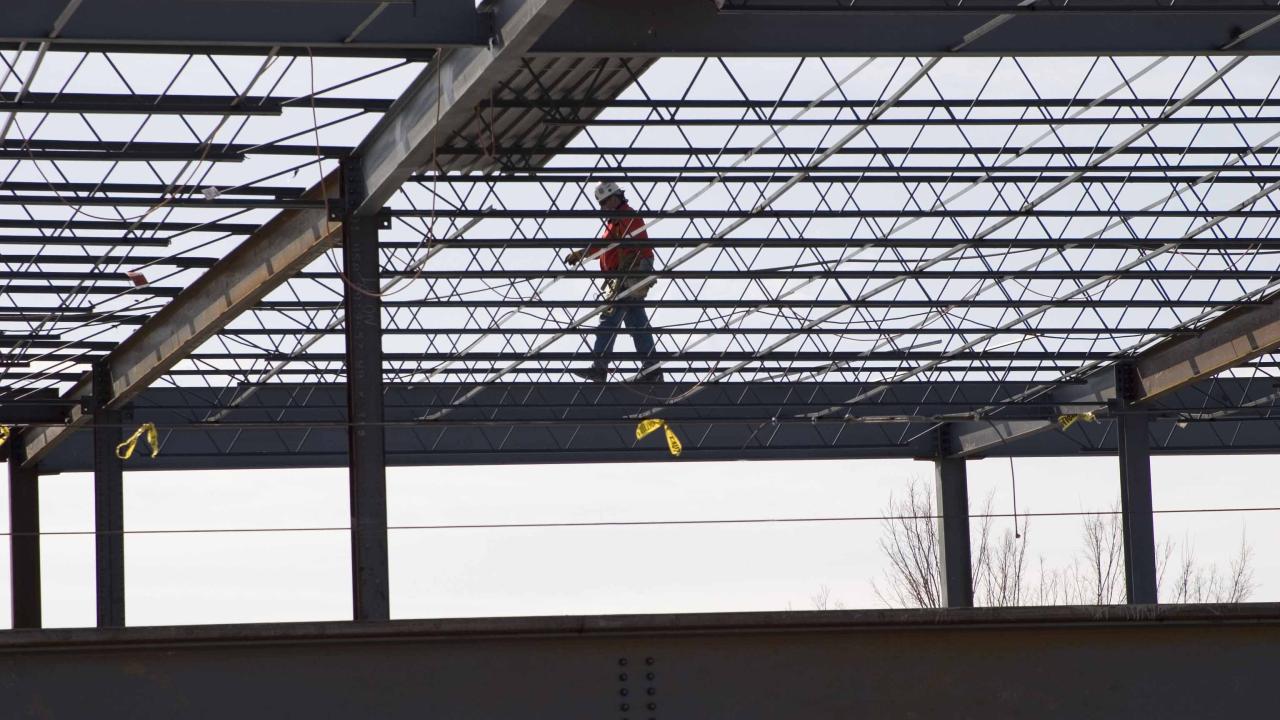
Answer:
[
  {"left": 1133, "top": 296, "right": 1280, "bottom": 401},
  {"left": 534, "top": 0, "right": 1280, "bottom": 56},
  {"left": 2, "top": 0, "right": 489, "bottom": 50},
  {"left": 353, "top": 0, "right": 577, "bottom": 215}
]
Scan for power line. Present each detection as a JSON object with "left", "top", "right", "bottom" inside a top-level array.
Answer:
[{"left": 6, "top": 505, "right": 1278, "bottom": 538}]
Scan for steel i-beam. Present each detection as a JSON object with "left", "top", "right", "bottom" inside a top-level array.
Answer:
[
  {"left": 1116, "top": 364, "right": 1158, "bottom": 605},
  {"left": 91, "top": 362, "right": 126, "bottom": 627},
  {"left": 7, "top": 446, "right": 41, "bottom": 629},
  {"left": 934, "top": 429, "right": 973, "bottom": 608},
  {"left": 342, "top": 164, "right": 390, "bottom": 622}
]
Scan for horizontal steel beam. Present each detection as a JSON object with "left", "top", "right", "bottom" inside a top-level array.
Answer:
[
  {"left": 493, "top": 97, "right": 1280, "bottom": 109},
  {"left": 396, "top": 208, "right": 1280, "bottom": 219},
  {"left": 547, "top": 115, "right": 1280, "bottom": 127},
  {"left": 0, "top": 195, "right": 323, "bottom": 210},
  {"left": 3, "top": 604, "right": 1280, "bottom": 719},
  {"left": 0, "top": 234, "right": 169, "bottom": 246},
  {"left": 223, "top": 326, "right": 1193, "bottom": 337},
  {"left": 1, "top": 92, "right": 392, "bottom": 115},
  {"left": 176, "top": 351, "right": 1121, "bottom": 361},
  {"left": 261, "top": 299, "right": 1261, "bottom": 309},
  {"left": 442, "top": 143, "right": 1280, "bottom": 155},
  {"left": 2, "top": 0, "right": 489, "bottom": 50},
  {"left": 0, "top": 219, "right": 260, "bottom": 233},
  {"left": 534, "top": 0, "right": 1280, "bottom": 55},
  {"left": 436, "top": 163, "right": 1280, "bottom": 174},
  {"left": 293, "top": 269, "right": 1280, "bottom": 281},
  {"left": 1, "top": 139, "right": 348, "bottom": 159},
  {"left": 414, "top": 174, "right": 1280, "bottom": 185},
  {"left": 716, "top": 0, "right": 1280, "bottom": 13},
  {"left": 12, "top": 364, "right": 1115, "bottom": 381},
  {"left": 0, "top": 181, "right": 301, "bottom": 197},
  {"left": 0, "top": 285, "right": 180, "bottom": 297},
  {"left": 26, "top": 378, "right": 1280, "bottom": 472},
  {"left": 382, "top": 236, "right": 1280, "bottom": 248}
]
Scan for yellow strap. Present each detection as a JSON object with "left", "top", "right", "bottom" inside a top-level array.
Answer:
[
  {"left": 1057, "top": 411, "right": 1097, "bottom": 431},
  {"left": 116, "top": 422, "right": 160, "bottom": 460},
  {"left": 0, "top": 425, "right": 9, "bottom": 448},
  {"left": 635, "top": 418, "right": 683, "bottom": 457}
]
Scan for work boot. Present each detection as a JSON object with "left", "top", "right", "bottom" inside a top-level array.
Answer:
[
  {"left": 572, "top": 363, "right": 607, "bottom": 383},
  {"left": 636, "top": 362, "right": 664, "bottom": 383}
]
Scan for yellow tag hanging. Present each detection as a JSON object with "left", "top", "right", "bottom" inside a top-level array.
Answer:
[
  {"left": 1056, "top": 411, "right": 1097, "bottom": 432},
  {"left": 0, "top": 425, "right": 9, "bottom": 448},
  {"left": 116, "top": 422, "right": 160, "bottom": 460},
  {"left": 636, "top": 418, "right": 682, "bottom": 457}
]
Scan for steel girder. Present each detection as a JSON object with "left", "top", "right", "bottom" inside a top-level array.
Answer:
[
  {"left": 533, "top": 0, "right": 1280, "bottom": 56},
  {"left": 2, "top": 604, "right": 1279, "bottom": 719},
  {"left": 8, "top": 1, "right": 1280, "bottom": 57},
  {"left": 2, "top": 0, "right": 489, "bottom": 54},
  {"left": 24, "top": 377, "right": 1280, "bottom": 473}
]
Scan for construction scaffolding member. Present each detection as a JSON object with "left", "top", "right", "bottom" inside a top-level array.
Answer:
[{"left": 564, "top": 181, "right": 662, "bottom": 383}]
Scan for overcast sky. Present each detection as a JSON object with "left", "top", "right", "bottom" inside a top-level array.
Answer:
[{"left": 2, "top": 453, "right": 1275, "bottom": 629}]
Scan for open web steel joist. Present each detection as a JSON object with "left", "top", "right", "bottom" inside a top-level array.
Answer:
[{"left": 5, "top": 1, "right": 1280, "bottom": 474}]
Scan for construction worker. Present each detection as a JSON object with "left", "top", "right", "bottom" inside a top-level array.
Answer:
[{"left": 564, "top": 181, "right": 662, "bottom": 383}]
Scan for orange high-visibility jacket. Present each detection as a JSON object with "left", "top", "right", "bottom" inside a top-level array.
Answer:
[{"left": 588, "top": 204, "right": 653, "bottom": 271}]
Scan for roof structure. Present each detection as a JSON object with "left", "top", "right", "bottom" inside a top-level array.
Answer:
[{"left": 6, "top": 1, "right": 1280, "bottom": 472}]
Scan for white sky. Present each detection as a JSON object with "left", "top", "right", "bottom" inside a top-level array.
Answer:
[{"left": 2, "top": 454, "right": 1276, "bottom": 628}]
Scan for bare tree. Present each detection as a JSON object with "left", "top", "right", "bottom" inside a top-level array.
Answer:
[
  {"left": 1071, "top": 511, "right": 1126, "bottom": 605},
  {"left": 872, "top": 477, "right": 1025, "bottom": 609},
  {"left": 1162, "top": 532, "right": 1255, "bottom": 604},
  {"left": 810, "top": 584, "right": 846, "bottom": 610},
  {"left": 872, "top": 484, "right": 1256, "bottom": 609},
  {"left": 872, "top": 480, "right": 943, "bottom": 608},
  {"left": 981, "top": 521, "right": 1029, "bottom": 607}
]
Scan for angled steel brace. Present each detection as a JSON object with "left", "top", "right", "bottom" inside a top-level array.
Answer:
[
  {"left": 951, "top": 288, "right": 1280, "bottom": 457},
  {"left": 18, "top": 0, "right": 575, "bottom": 469}
]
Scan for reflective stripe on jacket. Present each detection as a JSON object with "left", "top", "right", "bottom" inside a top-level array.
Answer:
[{"left": 588, "top": 205, "right": 653, "bottom": 272}]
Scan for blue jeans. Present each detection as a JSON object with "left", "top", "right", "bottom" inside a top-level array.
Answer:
[{"left": 591, "top": 303, "right": 655, "bottom": 364}]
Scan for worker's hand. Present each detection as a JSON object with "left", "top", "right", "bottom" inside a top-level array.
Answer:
[{"left": 563, "top": 249, "right": 584, "bottom": 266}]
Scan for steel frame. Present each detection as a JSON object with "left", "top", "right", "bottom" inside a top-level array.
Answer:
[{"left": 5, "top": 0, "right": 1280, "bottom": 627}]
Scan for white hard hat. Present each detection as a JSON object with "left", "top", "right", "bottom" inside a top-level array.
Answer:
[{"left": 593, "top": 180, "right": 623, "bottom": 204}]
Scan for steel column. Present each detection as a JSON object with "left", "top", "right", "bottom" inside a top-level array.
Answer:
[
  {"left": 934, "top": 431, "right": 973, "bottom": 608},
  {"left": 91, "top": 362, "right": 125, "bottom": 627},
  {"left": 1116, "top": 364, "right": 1158, "bottom": 605},
  {"left": 7, "top": 447, "right": 41, "bottom": 628},
  {"left": 342, "top": 165, "right": 390, "bottom": 622}
]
